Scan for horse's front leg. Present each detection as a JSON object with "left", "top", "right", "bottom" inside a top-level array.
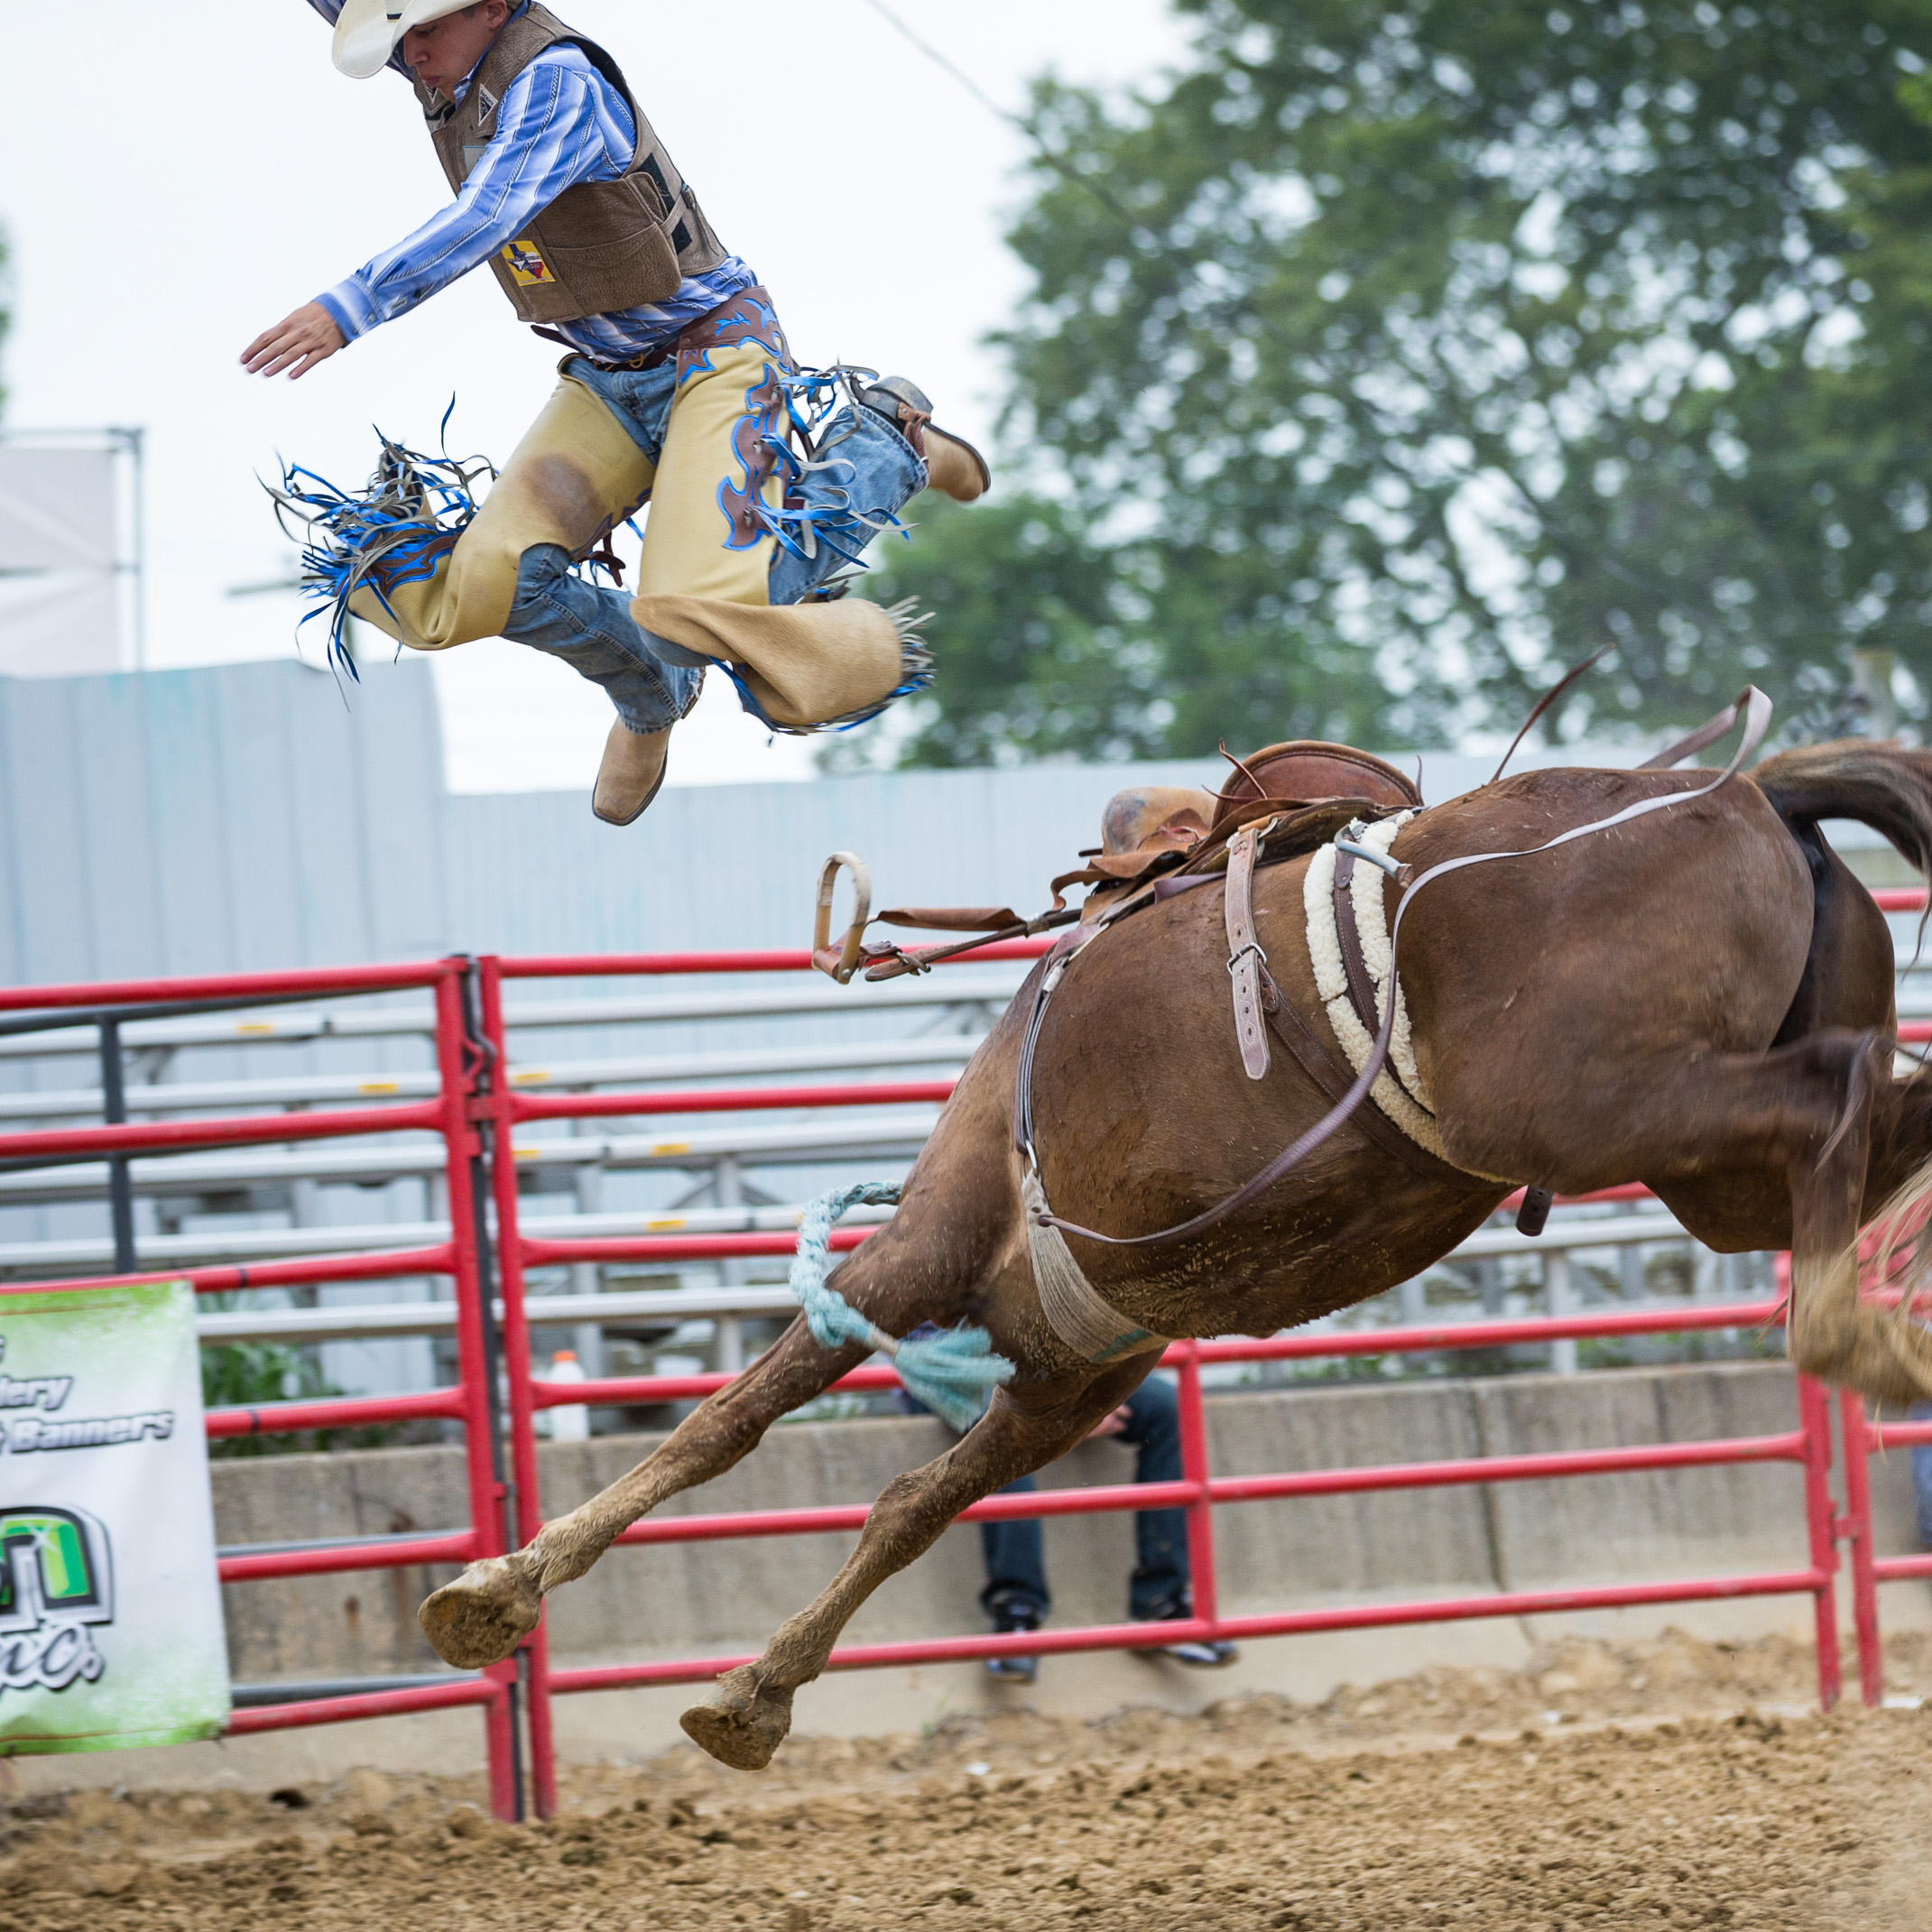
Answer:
[
  {"left": 418, "top": 1317, "right": 869, "bottom": 1668},
  {"left": 679, "top": 1360, "right": 1150, "bottom": 1770}
]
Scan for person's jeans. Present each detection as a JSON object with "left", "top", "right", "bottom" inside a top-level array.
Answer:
[
  {"left": 504, "top": 354, "right": 924, "bottom": 734},
  {"left": 1912, "top": 1400, "right": 1932, "bottom": 1548},
  {"left": 980, "top": 1374, "right": 1190, "bottom": 1625},
  {"left": 504, "top": 542, "right": 702, "bottom": 736}
]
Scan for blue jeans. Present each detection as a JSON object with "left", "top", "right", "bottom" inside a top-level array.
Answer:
[
  {"left": 1913, "top": 1400, "right": 1932, "bottom": 1548},
  {"left": 503, "top": 356, "right": 925, "bottom": 735},
  {"left": 980, "top": 1375, "right": 1190, "bottom": 1625}
]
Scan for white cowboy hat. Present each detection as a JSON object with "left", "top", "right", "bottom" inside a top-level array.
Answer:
[{"left": 331, "top": 0, "right": 487, "bottom": 79}]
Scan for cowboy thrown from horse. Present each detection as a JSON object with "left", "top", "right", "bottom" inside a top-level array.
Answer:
[{"left": 245, "top": 0, "right": 990, "bottom": 824}]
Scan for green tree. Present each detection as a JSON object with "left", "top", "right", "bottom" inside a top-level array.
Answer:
[
  {"left": 860, "top": 1, "right": 1932, "bottom": 765},
  {"left": 200, "top": 1331, "right": 398, "bottom": 1458},
  {"left": 846, "top": 495, "right": 1160, "bottom": 768}
]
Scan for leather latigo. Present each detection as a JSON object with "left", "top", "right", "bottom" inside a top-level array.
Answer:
[
  {"left": 1224, "top": 820, "right": 1276, "bottom": 1081},
  {"left": 1330, "top": 847, "right": 1384, "bottom": 1041}
]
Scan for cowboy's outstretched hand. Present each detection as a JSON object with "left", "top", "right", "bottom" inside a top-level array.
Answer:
[{"left": 242, "top": 303, "right": 346, "bottom": 380}]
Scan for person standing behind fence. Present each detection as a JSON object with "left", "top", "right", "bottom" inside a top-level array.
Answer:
[{"left": 900, "top": 1350, "right": 1236, "bottom": 1680}]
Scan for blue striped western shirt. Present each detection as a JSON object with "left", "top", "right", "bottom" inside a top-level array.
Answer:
[{"left": 302, "top": 0, "right": 757, "bottom": 360}]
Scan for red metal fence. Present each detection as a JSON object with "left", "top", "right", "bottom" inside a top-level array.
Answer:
[
  {"left": 0, "top": 961, "right": 522, "bottom": 1817},
  {"left": 0, "top": 935, "right": 1926, "bottom": 1820}
]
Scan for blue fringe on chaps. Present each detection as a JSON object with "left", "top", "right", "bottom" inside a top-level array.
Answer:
[{"left": 272, "top": 333, "right": 932, "bottom": 737}]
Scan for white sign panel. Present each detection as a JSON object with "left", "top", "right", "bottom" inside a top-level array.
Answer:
[
  {"left": 0, "top": 446, "right": 125, "bottom": 675},
  {"left": 0, "top": 1280, "right": 229, "bottom": 1754},
  {"left": 0, "top": 448, "right": 116, "bottom": 571}
]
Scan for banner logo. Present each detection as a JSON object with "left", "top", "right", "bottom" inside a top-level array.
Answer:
[{"left": 0, "top": 1506, "right": 113, "bottom": 1698}]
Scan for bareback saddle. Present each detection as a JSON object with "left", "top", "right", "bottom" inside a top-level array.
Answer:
[
  {"left": 1068, "top": 740, "right": 1420, "bottom": 892},
  {"left": 809, "top": 739, "right": 1422, "bottom": 983}
]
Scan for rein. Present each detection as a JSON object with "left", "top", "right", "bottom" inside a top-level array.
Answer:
[{"left": 1022, "top": 687, "right": 1773, "bottom": 1250}]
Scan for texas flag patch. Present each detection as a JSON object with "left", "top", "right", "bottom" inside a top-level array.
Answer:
[{"left": 500, "top": 236, "right": 554, "bottom": 286}]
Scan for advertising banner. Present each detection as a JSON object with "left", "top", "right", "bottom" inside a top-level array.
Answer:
[{"left": 0, "top": 1280, "right": 229, "bottom": 1753}]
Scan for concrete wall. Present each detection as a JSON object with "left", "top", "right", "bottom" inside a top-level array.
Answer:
[{"left": 216, "top": 1361, "right": 1919, "bottom": 1687}]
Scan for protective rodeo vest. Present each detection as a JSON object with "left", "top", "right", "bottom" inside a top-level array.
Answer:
[{"left": 415, "top": 3, "right": 729, "bottom": 325}]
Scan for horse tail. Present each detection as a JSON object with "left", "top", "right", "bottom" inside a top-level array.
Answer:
[
  {"left": 1752, "top": 740, "right": 1932, "bottom": 884},
  {"left": 1756, "top": 740, "right": 1932, "bottom": 1274}
]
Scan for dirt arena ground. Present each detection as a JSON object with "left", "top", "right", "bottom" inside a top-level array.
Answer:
[{"left": 5, "top": 1628, "right": 1932, "bottom": 1931}]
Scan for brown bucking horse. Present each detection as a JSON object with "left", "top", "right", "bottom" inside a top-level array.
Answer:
[{"left": 417, "top": 730, "right": 1932, "bottom": 1770}]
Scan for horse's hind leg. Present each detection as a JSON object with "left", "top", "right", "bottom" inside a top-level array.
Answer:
[
  {"left": 1784, "top": 1040, "right": 1932, "bottom": 1403},
  {"left": 1648, "top": 1031, "right": 1932, "bottom": 1402},
  {"left": 1458, "top": 1027, "right": 1932, "bottom": 1406},
  {"left": 420, "top": 1317, "right": 870, "bottom": 1668},
  {"left": 679, "top": 1363, "right": 1144, "bottom": 1771}
]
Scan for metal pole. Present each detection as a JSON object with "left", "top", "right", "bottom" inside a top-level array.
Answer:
[
  {"left": 1798, "top": 1373, "right": 1843, "bottom": 1711},
  {"left": 569, "top": 1105, "right": 605, "bottom": 1380},
  {"left": 125, "top": 427, "right": 146, "bottom": 673},
  {"left": 1836, "top": 1389, "right": 1884, "bottom": 1707},
  {"left": 1619, "top": 1242, "right": 1645, "bottom": 1301},
  {"left": 1175, "top": 1343, "right": 1219, "bottom": 1634},
  {"left": 478, "top": 957, "right": 556, "bottom": 1819},
  {"left": 1546, "top": 1252, "right": 1576, "bottom": 1376},
  {"left": 462, "top": 964, "right": 524, "bottom": 1821},
  {"left": 436, "top": 965, "right": 522, "bottom": 1822},
  {"left": 713, "top": 1152, "right": 746, "bottom": 1375},
  {"left": 97, "top": 1018, "right": 136, "bottom": 1274}
]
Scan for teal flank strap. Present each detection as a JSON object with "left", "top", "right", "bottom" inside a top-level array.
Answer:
[{"left": 789, "top": 1182, "right": 1014, "bottom": 1431}]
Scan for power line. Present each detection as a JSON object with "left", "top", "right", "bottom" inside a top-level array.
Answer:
[
  {"left": 853, "top": 0, "right": 1178, "bottom": 254},
  {"left": 854, "top": 0, "right": 1015, "bottom": 126}
]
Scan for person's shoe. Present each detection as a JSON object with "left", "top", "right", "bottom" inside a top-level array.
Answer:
[
  {"left": 1136, "top": 1606, "right": 1238, "bottom": 1669},
  {"left": 1160, "top": 1635, "right": 1240, "bottom": 1669},
  {"left": 591, "top": 721, "right": 671, "bottom": 826},
  {"left": 855, "top": 377, "right": 992, "bottom": 503},
  {"left": 985, "top": 1608, "right": 1040, "bottom": 1684}
]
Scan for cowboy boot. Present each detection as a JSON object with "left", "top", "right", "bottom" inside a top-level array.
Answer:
[
  {"left": 592, "top": 721, "right": 671, "bottom": 826},
  {"left": 855, "top": 377, "right": 992, "bottom": 504}
]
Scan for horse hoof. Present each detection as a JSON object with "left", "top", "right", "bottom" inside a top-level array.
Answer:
[
  {"left": 417, "top": 1557, "right": 541, "bottom": 1668},
  {"left": 679, "top": 1663, "right": 794, "bottom": 1771}
]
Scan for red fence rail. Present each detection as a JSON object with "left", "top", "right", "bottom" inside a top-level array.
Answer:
[{"left": 3, "top": 900, "right": 1929, "bottom": 1817}]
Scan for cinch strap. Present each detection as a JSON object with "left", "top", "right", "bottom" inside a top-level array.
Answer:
[{"left": 1021, "top": 1172, "right": 1169, "bottom": 1364}]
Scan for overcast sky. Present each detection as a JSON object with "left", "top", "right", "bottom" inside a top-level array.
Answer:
[{"left": 0, "top": 1, "right": 1190, "bottom": 790}]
